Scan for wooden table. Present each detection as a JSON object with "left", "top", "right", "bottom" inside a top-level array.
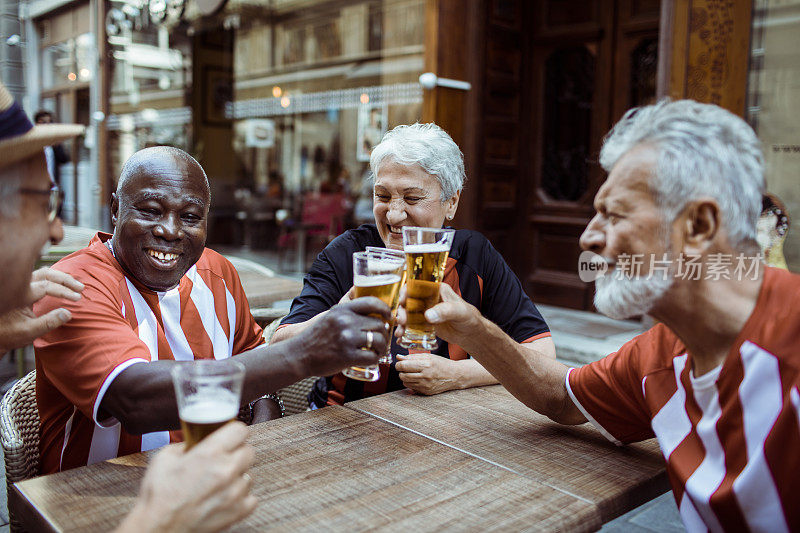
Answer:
[
  {"left": 10, "top": 390, "right": 668, "bottom": 532},
  {"left": 349, "top": 386, "right": 670, "bottom": 522}
]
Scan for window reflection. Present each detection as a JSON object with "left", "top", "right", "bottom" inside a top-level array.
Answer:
[
  {"left": 107, "top": 0, "right": 425, "bottom": 248},
  {"left": 747, "top": 0, "right": 800, "bottom": 271}
]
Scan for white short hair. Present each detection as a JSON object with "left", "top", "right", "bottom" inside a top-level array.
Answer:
[
  {"left": 369, "top": 122, "right": 465, "bottom": 202},
  {"left": 600, "top": 99, "right": 764, "bottom": 250}
]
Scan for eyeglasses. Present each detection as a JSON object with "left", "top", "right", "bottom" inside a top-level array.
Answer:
[{"left": 19, "top": 185, "right": 62, "bottom": 222}]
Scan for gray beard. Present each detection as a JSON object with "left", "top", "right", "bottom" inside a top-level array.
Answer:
[{"left": 594, "top": 268, "right": 673, "bottom": 320}]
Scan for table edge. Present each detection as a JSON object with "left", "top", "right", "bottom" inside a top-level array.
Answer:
[{"left": 10, "top": 482, "right": 61, "bottom": 533}]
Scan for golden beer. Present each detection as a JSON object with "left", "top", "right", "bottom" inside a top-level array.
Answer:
[
  {"left": 347, "top": 273, "right": 404, "bottom": 375},
  {"left": 344, "top": 252, "right": 405, "bottom": 381},
  {"left": 179, "top": 398, "right": 238, "bottom": 450},
  {"left": 172, "top": 360, "right": 244, "bottom": 451},
  {"left": 363, "top": 247, "right": 407, "bottom": 364},
  {"left": 402, "top": 245, "right": 450, "bottom": 344},
  {"left": 353, "top": 273, "right": 403, "bottom": 308}
]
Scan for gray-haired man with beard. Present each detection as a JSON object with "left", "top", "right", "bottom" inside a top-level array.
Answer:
[{"left": 397, "top": 99, "right": 799, "bottom": 532}]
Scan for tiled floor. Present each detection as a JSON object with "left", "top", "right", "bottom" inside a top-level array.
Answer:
[
  {"left": 602, "top": 493, "right": 684, "bottom": 532},
  {"left": 0, "top": 243, "right": 684, "bottom": 531}
]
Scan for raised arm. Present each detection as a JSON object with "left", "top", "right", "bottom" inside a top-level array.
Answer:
[
  {"left": 398, "top": 283, "right": 585, "bottom": 425},
  {"left": 102, "top": 297, "right": 390, "bottom": 434}
]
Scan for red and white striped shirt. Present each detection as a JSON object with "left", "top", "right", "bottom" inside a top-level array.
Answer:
[
  {"left": 34, "top": 233, "right": 264, "bottom": 473},
  {"left": 567, "top": 266, "right": 800, "bottom": 532}
]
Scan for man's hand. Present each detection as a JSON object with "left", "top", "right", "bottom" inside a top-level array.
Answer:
[
  {"left": 116, "top": 422, "right": 257, "bottom": 533},
  {"left": 0, "top": 268, "right": 84, "bottom": 353},
  {"left": 25, "top": 267, "right": 84, "bottom": 306},
  {"left": 396, "top": 284, "right": 482, "bottom": 351},
  {"left": 294, "top": 297, "right": 391, "bottom": 377},
  {"left": 396, "top": 353, "right": 463, "bottom": 395}
]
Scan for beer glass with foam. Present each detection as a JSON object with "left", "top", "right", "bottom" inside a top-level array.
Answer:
[
  {"left": 171, "top": 359, "right": 245, "bottom": 450},
  {"left": 343, "top": 250, "right": 405, "bottom": 381},
  {"left": 399, "top": 227, "right": 455, "bottom": 350},
  {"left": 365, "top": 246, "right": 407, "bottom": 364}
]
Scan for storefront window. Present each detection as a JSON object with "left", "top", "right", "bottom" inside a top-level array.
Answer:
[
  {"left": 747, "top": 0, "right": 800, "bottom": 271},
  {"left": 41, "top": 33, "right": 93, "bottom": 90},
  {"left": 40, "top": 41, "right": 73, "bottom": 89},
  {"left": 107, "top": 2, "right": 193, "bottom": 177},
  {"left": 225, "top": 0, "right": 424, "bottom": 233},
  {"left": 107, "top": 0, "right": 426, "bottom": 249}
]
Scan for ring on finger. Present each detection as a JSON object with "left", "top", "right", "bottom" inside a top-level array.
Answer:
[{"left": 365, "top": 330, "right": 374, "bottom": 351}]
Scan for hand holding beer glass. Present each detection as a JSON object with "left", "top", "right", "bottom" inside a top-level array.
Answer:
[
  {"left": 365, "top": 246, "right": 407, "bottom": 364},
  {"left": 399, "top": 227, "right": 455, "bottom": 350},
  {"left": 342, "top": 250, "right": 405, "bottom": 381},
  {"left": 172, "top": 359, "right": 245, "bottom": 450}
]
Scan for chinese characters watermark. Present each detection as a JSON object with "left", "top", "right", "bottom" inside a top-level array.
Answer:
[{"left": 577, "top": 251, "right": 762, "bottom": 283}]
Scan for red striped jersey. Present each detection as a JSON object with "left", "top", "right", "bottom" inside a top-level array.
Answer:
[
  {"left": 567, "top": 266, "right": 800, "bottom": 532},
  {"left": 34, "top": 233, "right": 264, "bottom": 473}
]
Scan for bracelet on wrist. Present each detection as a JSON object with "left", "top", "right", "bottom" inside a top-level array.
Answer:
[{"left": 238, "top": 393, "right": 285, "bottom": 424}]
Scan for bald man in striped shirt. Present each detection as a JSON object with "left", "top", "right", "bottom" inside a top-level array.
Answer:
[{"left": 34, "top": 147, "right": 390, "bottom": 473}]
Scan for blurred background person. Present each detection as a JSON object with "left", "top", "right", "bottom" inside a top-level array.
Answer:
[{"left": 34, "top": 111, "right": 70, "bottom": 185}]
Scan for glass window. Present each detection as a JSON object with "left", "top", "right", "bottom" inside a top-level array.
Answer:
[
  {"left": 41, "top": 40, "right": 75, "bottom": 89},
  {"left": 107, "top": 0, "right": 427, "bottom": 248},
  {"left": 747, "top": 0, "right": 800, "bottom": 271},
  {"left": 228, "top": 0, "right": 425, "bottom": 200},
  {"left": 107, "top": 7, "right": 193, "bottom": 179}
]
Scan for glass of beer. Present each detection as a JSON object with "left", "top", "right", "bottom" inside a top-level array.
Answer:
[
  {"left": 365, "top": 246, "right": 407, "bottom": 364},
  {"left": 171, "top": 359, "right": 245, "bottom": 450},
  {"left": 342, "top": 250, "right": 405, "bottom": 381},
  {"left": 399, "top": 227, "right": 455, "bottom": 350}
]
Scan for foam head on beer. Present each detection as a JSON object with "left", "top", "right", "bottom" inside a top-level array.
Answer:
[
  {"left": 171, "top": 360, "right": 245, "bottom": 449},
  {"left": 179, "top": 390, "right": 240, "bottom": 450}
]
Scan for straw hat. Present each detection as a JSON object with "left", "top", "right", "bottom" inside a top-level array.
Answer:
[{"left": 0, "top": 79, "right": 85, "bottom": 169}]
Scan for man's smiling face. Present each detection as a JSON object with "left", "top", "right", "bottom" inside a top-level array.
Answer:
[{"left": 111, "top": 150, "right": 209, "bottom": 292}]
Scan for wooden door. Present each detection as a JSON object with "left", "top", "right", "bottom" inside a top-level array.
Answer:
[
  {"left": 518, "top": 0, "right": 660, "bottom": 310},
  {"left": 423, "top": 0, "right": 660, "bottom": 311}
]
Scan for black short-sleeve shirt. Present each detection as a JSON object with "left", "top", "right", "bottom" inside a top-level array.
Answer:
[{"left": 279, "top": 224, "right": 550, "bottom": 406}]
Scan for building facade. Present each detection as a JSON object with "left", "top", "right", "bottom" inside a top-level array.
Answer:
[{"left": 10, "top": 0, "right": 800, "bottom": 309}]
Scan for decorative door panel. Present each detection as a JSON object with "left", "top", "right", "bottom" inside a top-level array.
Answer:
[{"left": 519, "top": 0, "right": 660, "bottom": 310}]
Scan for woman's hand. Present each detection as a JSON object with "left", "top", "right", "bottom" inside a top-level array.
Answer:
[{"left": 395, "top": 353, "right": 462, "bottom": 395}]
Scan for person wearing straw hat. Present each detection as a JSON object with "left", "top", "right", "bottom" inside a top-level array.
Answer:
[
  {"left": 0, "top": 79, "right": 85, "bottom": 349},
  {"left": 0, "top": 79, "right": 258, "bottom": 532}
]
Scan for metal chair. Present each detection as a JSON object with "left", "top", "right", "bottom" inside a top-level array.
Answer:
[{"left": 0, "top": 370, "right": 39, "bottom": 531}]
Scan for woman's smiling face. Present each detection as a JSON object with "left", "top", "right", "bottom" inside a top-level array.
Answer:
[{"left": 372, "top": 159, "right": 459, "bottom": 250}]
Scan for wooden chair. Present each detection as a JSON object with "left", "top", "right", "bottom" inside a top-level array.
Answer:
[
  {"left": 265, "top": 316, "right": 317, "bottom": 416},
  {"left": 0, "top": 370, "right": 39, "bottom": 531}
]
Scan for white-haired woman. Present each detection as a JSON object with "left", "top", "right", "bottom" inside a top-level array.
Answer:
[{"left": 272, "top": 123, "right": 555, "bottom": 407}]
